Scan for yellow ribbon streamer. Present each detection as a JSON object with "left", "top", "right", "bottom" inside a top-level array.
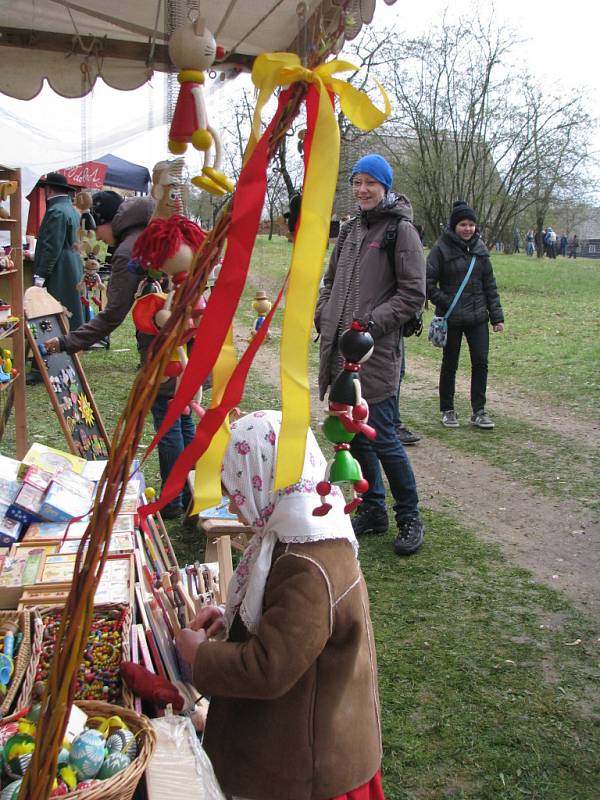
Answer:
[
  {"left": 245, "top": 53, "right": 390, "bottom": 489},
  {"left": 192, "top": 325, "right": 236, "bottom": 513}
]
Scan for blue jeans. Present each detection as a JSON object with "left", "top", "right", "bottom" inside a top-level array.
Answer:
[
  {"left": 350, "top": 396, "right": 420, "bottom": 521},
  {"left": 151, "top": 394, "right": 195, "bottom": 510}
]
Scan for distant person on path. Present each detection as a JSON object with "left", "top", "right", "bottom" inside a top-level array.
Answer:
[
  {"left": 426, "top": 200, "right": 505, "bottom": 430},
  {"left": 32, "top": 172, "right": 84, "bottom": 331},
  {"left": 544, "top": 227, "right": 557, "bottom": 259},
  {"left": 513, "top": 230, "right": 520, "bottom": 253},
  {"left": 315, "top": 154, "right": 426, "bottom": 555},
  {"left": 526, "top": 229, "right": 535, "bottom": 256},
  {"left": 559, "top": 234, "right": 568, "bottom": 256},
  {"left": 568, "top": 234, "right": 579, "bottom": 258}
]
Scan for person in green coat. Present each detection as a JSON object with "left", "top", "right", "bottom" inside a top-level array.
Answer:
[{"left": 33, "top": 172, "right": 84, "bottom": 331}]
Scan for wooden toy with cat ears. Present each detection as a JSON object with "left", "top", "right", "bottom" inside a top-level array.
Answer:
[{"left": 167, "top": 16, "right": 234, "bottom": 197}]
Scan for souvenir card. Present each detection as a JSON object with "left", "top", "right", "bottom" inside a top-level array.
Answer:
[
  {"left": 6, "top": 483, "right": 45, "bottom": 526},
  {"left": 52, "top": 468, "right": 95, "bottom": 500},
  {"left": 18, "top": 582, "right": 72, "bottom": 609},
  {"left": 198, "top": 496, "right": 237, "bottom": 520},
  {"left": 21, "top": 549, "right": 46, "bottom": 584},
  {"left": 0, "top": 477, "right": 20, "bottom": 506},
  {"left": 19, "top": 442, "right": 87, "bottom": 477},
  {"left": 58, "top": 531, "right": 134, "bottom": 556},
  {"left": 40, "top": 553, "right": 77, "bottom": 583},
  {"left": 82, "top": 459, "right": 108, "bottom": 482},
  {"left": 10, "top": 543, "right": 58, "bottom": 558},
  {"left": 94, "top": 556, "right": 132, "bottom": 605},
  {"left": 22, "top": 465, "right": 54, "bottom": 493},
  {"left": 39, "top": 481, "right": 93, "bottom": 524},
  {"left": 23, "top": 520, "right": 70, "bottom": 541},
  {"left": 118, "top": 495, "right": 140, "bottom": 514},
  {"left": 124, "top": 478, "right": 142, "bottom": 500},
  {"left": 0, "top": 510, "right": 23, "bottom": 547},
  {"left": 0, "top": 557, "right": 28, "bottom": 586},
  {"left": 0, "top": 454, "right": 20, "bottom": 481},
  {"left": 111, "top": 514, "right": 136, "bottom": 533}
]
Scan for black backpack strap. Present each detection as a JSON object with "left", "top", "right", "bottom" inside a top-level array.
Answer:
[{"left": 383, "top": 221, "right": 398, "bottom": 271}]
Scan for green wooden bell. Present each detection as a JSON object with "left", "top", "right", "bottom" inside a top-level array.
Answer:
[
  {"left": 329, "top": 449, "right": 361, "bottom": 484},
  {"left": 322, "top": 414, "right": 355, "bottom": 444}
]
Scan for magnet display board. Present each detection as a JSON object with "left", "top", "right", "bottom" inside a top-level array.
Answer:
[{"left": 24, "top": 291, "right": 109, "bottom": 459}]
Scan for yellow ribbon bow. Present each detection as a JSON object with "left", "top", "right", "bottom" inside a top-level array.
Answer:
[{"left": 250, "top": 53, "right": 390, "bottom": 490}]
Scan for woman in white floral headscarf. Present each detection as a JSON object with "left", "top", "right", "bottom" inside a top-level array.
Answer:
[{"left": 176, "top": 411, "right": 386, "bottom": 800}]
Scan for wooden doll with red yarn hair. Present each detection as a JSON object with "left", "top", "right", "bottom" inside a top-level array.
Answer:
[{"left": 131, "top": 215, "right": 207, "bottom": 410}]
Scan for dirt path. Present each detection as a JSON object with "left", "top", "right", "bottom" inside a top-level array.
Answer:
[
  {"left": 407, "top": 354, "right": 600, "bottom": 448},
  {"left": 247, "top": 334, "right": 600, "bottom": 620}
]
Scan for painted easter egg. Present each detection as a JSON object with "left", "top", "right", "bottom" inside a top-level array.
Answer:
[
  {"left": 69, "top": 729, "right": 105, "bottom": 779},
  {"left": 6, "top": 752, "right": 32, "bottom": 778},
  {"left": 97, "top": 750, "right": 130, "bottom": 779},
  {"left": 0, "top": 780, "right": 22, "bottom": 800},
  {"left": 57, "top": 747, "right": 70, "bottom": 766},
  {"left": 106, "top": 728, "right": 137, "bottom": 759},
  {"left": 0, "top": 724, "right": 19, "bottom": 748},
  {"left": 75, "top": 779, "right": 102, "bottom": 790},
  {"left": 50, "top": 781, "right": 69, "bottom": 797},
  {"left": 3, "top": 733, "right": 35, "bottom": 763}
]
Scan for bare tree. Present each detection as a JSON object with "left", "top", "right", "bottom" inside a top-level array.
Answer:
[{"left": 340, "top": 14, "right": 597, "bottom": 246}]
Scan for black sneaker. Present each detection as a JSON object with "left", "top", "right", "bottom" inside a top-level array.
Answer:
[
  {"left": 351, "top": 506, "right": 389, "bottom": 536},
  {"left": 396, "top": 424, "right": 421, "bottom": 445},
  {"left": 470, "top": 409, "right": 495, "bottom": 429},
  {"left": 393, "top": 515, "right": 425, "bottom": 555}
]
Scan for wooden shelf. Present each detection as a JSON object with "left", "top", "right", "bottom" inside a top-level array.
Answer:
[{"left": 0, "top": 165, "right": 27, "bottom": 456}]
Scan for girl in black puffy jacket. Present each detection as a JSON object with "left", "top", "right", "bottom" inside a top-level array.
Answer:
[{"left": 426, "top": 201, "right": 504, "bottom": 429}]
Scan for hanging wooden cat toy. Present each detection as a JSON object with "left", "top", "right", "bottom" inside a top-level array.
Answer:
[
  {"left": 314, "top": 320, "right": 377, "bottom": 516},
  {"left": 130, "top": 214, "right": 207, "bottom": 415},
  {"left": 167, "top": 16, "right": 234, "bottom": 196}
]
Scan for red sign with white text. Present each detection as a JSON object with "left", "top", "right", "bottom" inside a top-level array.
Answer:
[{"left": 58, "top": 161, "right": 107, "bottom": 189}]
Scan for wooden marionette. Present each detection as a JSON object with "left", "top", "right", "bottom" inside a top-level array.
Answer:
[
  {"left": 130, "top": 215, "right": 207, "bottom": 415},
  {"left": 314, "top": 319, "right": 377, "bottom": 517},
  {"left": 151, "top": 159, "right": 186, "bottom": 220},
  {"left": 167, "top": 16, "right": 234, "bottom": 197},
  {"left": 250, "top": 290, "right": 272, "bottom": 339}
]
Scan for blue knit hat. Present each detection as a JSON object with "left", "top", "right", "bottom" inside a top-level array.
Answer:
[{"left": 350, "top": 154, "right": 393, "bottom": 191}]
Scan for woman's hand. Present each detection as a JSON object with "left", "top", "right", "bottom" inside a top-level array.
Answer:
[
  {"left": 493, "top": 323, "right": 504, "bottom": 333},
  {"left": 175, "top": 627, "right": 208, "bottom": 667},
  {"left": 189, "top": 606, "right": 226, "bottom": 638}
]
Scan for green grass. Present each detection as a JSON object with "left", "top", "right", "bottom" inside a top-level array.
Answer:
[{"left": 3, "top": 238, "right": 600, "bottom": 799}]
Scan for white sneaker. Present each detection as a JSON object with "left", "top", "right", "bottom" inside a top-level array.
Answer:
[{"left": 441, "top": 410, "right": 459, "bottom": 427}]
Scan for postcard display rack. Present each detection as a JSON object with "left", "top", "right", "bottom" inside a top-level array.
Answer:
[
  {"left": 0, "top": 443, "right": 237, "bottom": 799},
  {"left": 0, "top": 165, "right": 27, "bottom": 457}
]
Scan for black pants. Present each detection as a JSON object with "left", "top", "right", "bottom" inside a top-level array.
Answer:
[{"left": 439, "top": 321, "right": 489, "bottom": 413}]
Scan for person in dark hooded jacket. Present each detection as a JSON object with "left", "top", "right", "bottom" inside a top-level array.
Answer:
[
  {"left": 426, "top": 201, "right": 504, "bottom": 430},
  {"left": 45, "top": 191, "right": 194, "bottom": 517},
  {"left": 315, "top": 154, "right": 426, "bottom": 556}
]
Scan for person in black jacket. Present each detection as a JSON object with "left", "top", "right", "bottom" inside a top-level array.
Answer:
[{"left": 426, "top": 201, "right": 504, "bottom": 429}]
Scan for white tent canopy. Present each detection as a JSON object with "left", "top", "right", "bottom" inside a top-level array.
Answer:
[{"left": 0, "top": 0, "right": 396, "bottom": 99}]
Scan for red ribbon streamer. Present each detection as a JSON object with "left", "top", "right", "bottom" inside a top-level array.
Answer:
[{"left": 140, "top": 282, "right": 286, "bottom": 518}]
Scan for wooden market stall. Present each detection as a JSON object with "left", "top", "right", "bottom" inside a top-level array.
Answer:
[{"left": 0, "top": 2, "right": 398, "bottom": 799}]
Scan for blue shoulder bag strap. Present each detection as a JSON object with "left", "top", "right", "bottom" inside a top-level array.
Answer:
[{"left": 444, "top": 255, "right": 476, "bottom": 321}]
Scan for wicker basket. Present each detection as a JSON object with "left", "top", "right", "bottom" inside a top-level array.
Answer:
[
  {"left": 65, "top": 699, "right": 156, "bottom": 800},
  {"left": 0, "top": 699, "right": 156, "bottom": 800},
  {"left": 0, "top": 609, "right": 32, "bottom": 717},
  {"left": 16, "top": 604, "right": 133, "bottom": 711}
]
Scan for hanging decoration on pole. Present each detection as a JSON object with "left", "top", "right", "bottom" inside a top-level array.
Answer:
[
  {"left": 167, "top": 16, "right": 234, "bottom": 196},
  {"left": 314, "top": 319, "right": 376, "bottom": 516}
]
